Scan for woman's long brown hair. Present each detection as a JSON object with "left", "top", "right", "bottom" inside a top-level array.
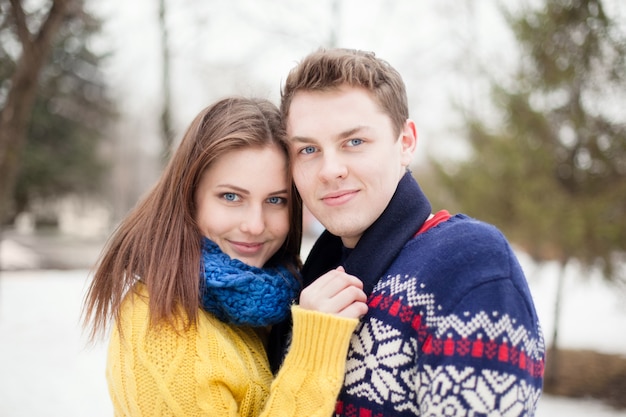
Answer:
[{"left": 82, "top": 97, "right": 302, "bottom": 341}]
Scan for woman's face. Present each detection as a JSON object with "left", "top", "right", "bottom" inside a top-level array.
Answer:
[{"left": 195, "top": 146, "right": 290, "bottom": 268}]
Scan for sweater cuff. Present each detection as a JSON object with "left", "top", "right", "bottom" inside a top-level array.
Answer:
[{"left": 282, "top": 305, "right": 359, "bottom": 374}]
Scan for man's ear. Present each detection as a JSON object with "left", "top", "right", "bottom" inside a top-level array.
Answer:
[{"left": 399, "top": 119, "right": 417, "bottom": 167}]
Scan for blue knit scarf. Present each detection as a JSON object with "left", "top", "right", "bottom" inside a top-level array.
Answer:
[{"left": 200, "top": 237, "right": 301, "bottom": 327}]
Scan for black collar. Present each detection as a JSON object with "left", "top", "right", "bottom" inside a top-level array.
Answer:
[{"left": 301, "top": 171, "right": 432, "bottom": 296}]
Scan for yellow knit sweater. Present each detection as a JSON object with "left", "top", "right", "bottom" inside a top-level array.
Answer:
[{"left": 106, "top": 284, "right": 359, "bottom": 417}]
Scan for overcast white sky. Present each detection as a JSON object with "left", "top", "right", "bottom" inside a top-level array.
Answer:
[{"left": 87, "top": 0, "right": 519, "bottom": 164}]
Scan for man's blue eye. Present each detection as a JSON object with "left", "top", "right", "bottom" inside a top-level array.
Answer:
[
  {"left": 300, "top": 146, "right": 316, "bottom": 155},
  {"left": 348, "top": 138, "right": 363, "bottom": 146}
]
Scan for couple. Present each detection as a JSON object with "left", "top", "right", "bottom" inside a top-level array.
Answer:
[{"left": 83, "top": 48, "right": 545, "bottom": 416}]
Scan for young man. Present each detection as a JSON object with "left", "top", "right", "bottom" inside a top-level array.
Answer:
[{"left": 269, "top": 48, "right": 545, "bottom": 417}]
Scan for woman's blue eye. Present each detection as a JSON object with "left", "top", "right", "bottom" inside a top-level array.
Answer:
[
  {"left": 223, "top": 193, "right": 239, "bottom": 202},
  {"left": 347, "top": 138, "right": 364, "bottom": 147},
  {"left": 268, "top": 196, "right": 287, "bottom": 205}
]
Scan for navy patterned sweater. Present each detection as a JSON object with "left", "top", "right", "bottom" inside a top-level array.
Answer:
[{"left": 269, "top": 172, "right": 545, "bottom": 416}]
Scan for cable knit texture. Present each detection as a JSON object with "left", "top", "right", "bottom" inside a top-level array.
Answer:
[{"left": 107, "top": 284, "right": 358, "bottom": 417}]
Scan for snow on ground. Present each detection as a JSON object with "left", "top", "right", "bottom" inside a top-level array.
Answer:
[
  {"left": 0, "top": 257, "right": 625, "bottom": 416},
  {"left": 0, "top": 270, "right": 111, "bottom": 417},
  {"left": 0, "top": 239, "right": 40, "bottom": 270}
]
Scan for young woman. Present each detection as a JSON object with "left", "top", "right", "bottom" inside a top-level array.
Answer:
[{"left": 82, "top": 97, "right": 368, "bottom": 417}]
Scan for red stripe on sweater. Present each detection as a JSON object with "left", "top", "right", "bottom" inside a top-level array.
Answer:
[
  {"left": 415, "top": 210, "right": 452, "bottom": 236},
  {"left": 368, "top": 292, "right": 544, "bottom": 378}
]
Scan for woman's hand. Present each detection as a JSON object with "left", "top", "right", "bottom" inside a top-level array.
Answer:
[{"left": 299, "top": 266, "right": 368, "bottom": 319}]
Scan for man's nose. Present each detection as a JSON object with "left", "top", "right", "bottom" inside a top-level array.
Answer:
[{"left": 318, "top": 152, "right": 348, "bottom": 181}]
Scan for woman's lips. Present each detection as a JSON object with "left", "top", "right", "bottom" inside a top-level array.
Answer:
[{"left": 229, "top": 241, "right": 264, "bottom": 254}]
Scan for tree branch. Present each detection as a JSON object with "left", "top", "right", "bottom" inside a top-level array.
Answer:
[
  {"left": 0, "top": 0, "right": 73, "bottom": 222},
  {"left": 35, "top": 0, "right": 72, "bottom": 48},
  {"left": 8, "top": 0, "right": 31, "bottom": 47}
]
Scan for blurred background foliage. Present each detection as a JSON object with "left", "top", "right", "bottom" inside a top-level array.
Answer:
[
  {"left": 15, "top": 7, "right": 114, "bottom": 222},
  {"left": 0, "top": 0, "right": 114, "bottom": 226},
  {"left": 421, "top": 0, "right": 626, "bottom": 384},
  {"left": 427, "top": 0, "right": 626, "bottom": 284}
]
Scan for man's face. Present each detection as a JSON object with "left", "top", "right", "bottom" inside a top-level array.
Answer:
[{"left": 286, "top": 85, "right": 416, "bottom": 248}]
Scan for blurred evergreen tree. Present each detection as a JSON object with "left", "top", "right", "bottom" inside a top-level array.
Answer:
[
  {"left": 430, "top": 0, "right": 626, "bottom": 384},
  {"left": 0, "top": 0, "right": 114, "bottom": 225}
]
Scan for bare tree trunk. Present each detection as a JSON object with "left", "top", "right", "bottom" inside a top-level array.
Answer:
[
  {"left": 547, "top": 258, "right": 568, "bottom": 387},
  {"left": 0, "top": 0, "right": 71, "bottom": 224},
  {"left": 328, "top": 0, "right": 340, "bottom": 48},
  {"left": 158, "top": 0, "right": 173, "bottom": 163}
]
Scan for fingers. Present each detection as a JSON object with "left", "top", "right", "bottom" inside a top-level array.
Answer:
[
  {"left": 299, "top": 267, "right": 369, "bottom": 319},
  {"left": 336, "top": 300, "right": 368, "bottom": 319}
]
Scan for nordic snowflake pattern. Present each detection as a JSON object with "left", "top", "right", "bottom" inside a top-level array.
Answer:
[{"left": 336, "top": 273, "right": 545, "bottom": 417}]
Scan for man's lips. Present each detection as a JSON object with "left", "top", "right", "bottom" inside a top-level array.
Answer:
[{"left": 321, "top": 189, "right": 358, "bottom": 206}]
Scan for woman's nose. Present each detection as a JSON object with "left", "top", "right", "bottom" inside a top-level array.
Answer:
[{"left": 240, "top": 205, "right": 265, "bottom": 235}]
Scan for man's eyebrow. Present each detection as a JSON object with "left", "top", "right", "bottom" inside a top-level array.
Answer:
[
  {"left": 337, "top": 126, "right": 368, "bottom": 139},
  {"left": 290, "top": 126, "right": 370, "bottom": 143}
]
